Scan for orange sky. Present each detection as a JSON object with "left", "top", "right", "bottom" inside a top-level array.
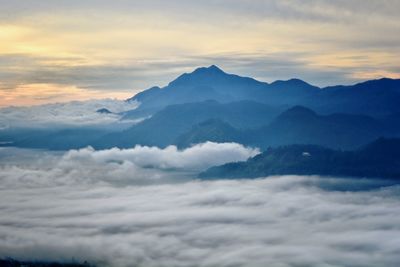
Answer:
[{"left": 0, "top": 0, "right": 399, "bottom": 107}]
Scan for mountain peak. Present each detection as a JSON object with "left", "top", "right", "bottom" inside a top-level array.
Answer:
[
  {"left": 192, "top": 65, "right": 225, "bottom": 74},
  {"left": 96, "top": 108, "right": 112, "bottom": 114},
  {"left": 209, "top": 64, "right": 223, "bottom": 71},
  {"left": 277, "top": 106, "right": 317, "bottom": 120},
  {"left": 168, "top": 65, "right": 228, "bottom": 86},
  {"left": 271, "top": 78, "right": 317, "bottom": 89}
]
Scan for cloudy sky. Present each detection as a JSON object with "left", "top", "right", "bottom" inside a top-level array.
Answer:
[{"left": 1, "top": 0, "right": 400, "bottom": 106}]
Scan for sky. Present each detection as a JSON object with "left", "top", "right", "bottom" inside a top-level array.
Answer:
[{"left": 0, "top": 0, "right": 399, "bottom": 106}]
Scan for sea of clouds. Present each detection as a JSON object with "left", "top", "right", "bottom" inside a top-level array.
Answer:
[
  {"left": 0, "top": 143, "right": 400, "bottom": 267},
  {"left": 0, "top": 142, "right": 259, "bottom": 187},
  {"left": 0, "top": 99, "right": 139, "bottom": 129}
]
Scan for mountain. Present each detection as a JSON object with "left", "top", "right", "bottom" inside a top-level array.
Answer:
[
  {"left": 95, "top": 100, "right": 281, "bottom": 149},
  {"left": 125, "top": 65, "right": 400, "bottom": 119},
  {"left": 175, "top": 119, "right": 242, "bottom": 148},
  {"left": 124, "top": 65, "right": 318, "bottom": 119},
  {"left": 8, "top": 104, "right": 392, "bottom": 151},
  {"left": 96, "top": 108, "right": 112, "bottom": 114},
  {"left": 245, "top": 106, "right": 386, "bottom": 149},
  {"left": 0, "top": 128, "right": 57, "bottom": 147},
  {"left": 380, "top": 112, "right": 400, "bottom": 134},
  {"left": 175, "top": 106, "right": 389, "bottom": 150},
  {"left": 12, "top": 128, "right": 113, "bottom": 150},
  {"left": 314, "top": 78, "right": 400, "bottom": 116},
  {"left": 199, "top": 138, "right": 400, "bottom": 179},
  {"left": 2, "top": 66, "right": 400, "bottom": 151}
]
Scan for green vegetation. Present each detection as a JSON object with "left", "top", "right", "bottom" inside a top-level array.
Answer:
[{"left": 199, "top": 138, "right": 400, "bottom": 179}]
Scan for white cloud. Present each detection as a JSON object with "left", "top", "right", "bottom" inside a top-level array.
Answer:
[
  {"left": 64, "top": 142, "right": 260, "bottom": 170},
  {"left": 0, "top": 145, "right": 399, "bottom": 267},
  {"left": 0, "top": 142, "right": 259, "bottom": 187},
  {"left": 0, "top": 174, "right": 399, "bottom": 267},
  {"left": 0, "top": 99, "right": 139, "bottom": 128}
]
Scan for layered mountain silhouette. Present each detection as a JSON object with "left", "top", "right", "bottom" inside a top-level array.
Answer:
[
  {"left": 125, "top": 65, "right": 400, "bottom": 119},
  {"left": 176, "top": 105, "right": 388, "bottom": 150},
  {"left": 199, "top": 138, "right": 400, "bottom": 180},
  {"left": 175, "top": 119, "right": 242, "bottom": 148},
  {"left": 2, "top": 65, "right": 400, "bottom": 151},
  {"left": 4, "top": 127, "right": 112, "bottom": 150},
  {"left": 8, "top": 103, "right": 396, "bottom": 151},
  {"left": 124, "top": 65, "right": 271, "bottom": 118},
  {"left": 94, "top": 100, "right": 281, "bottom": 149}
]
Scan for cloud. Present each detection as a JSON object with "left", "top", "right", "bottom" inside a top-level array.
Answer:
[
  {"left": 0, "top": 145, "right": 399, "bottom": 266},
  {"left": 0, "top": 54, "right": 181, "bottom": 92},
  {"left": 0, "top": 99, "right": 139, "bottom": 128},
  {"left": 1, "top": 0, "right": 399, "bottom": 106},
  {"left": 65, "top": 142, "right": 260, "bottom": 170},
  {"left": 1, "top": 1, "right": 400, "bottom": 23},
  {"left": 0, "top": 172, "right": 399, "bottom": 267},
  {"left": 2, "top": 50, "right": 398, "bottom": 105},
  {"left": 0, "top": 142, "right": 259, "bottom": 187}
]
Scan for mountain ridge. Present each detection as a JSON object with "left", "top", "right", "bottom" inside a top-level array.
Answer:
[
  {"left": 2, "top": 65, "right": 400, "bottom": 151},
  {"left": 125, "top": 65, "right": 400, "bottom": 119},
  {"left": 176, "top": 105, "right": 389, "bottom": 150},
  {"left": 199, "top": 138, "right": 400, "bottom": 180}
]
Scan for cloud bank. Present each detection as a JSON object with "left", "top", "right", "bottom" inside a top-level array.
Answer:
[
  {"left": 0, "top": 173, "right": 399, "bottom": 267},
  {"left": 0, "top": 145, "right": 399, "bottom": 266},
  {"left": 0, "top": 99, "right": 139, "bottom": 128},
  {"left": 0, "top": 142, "right": 259, "bottom": 187}
]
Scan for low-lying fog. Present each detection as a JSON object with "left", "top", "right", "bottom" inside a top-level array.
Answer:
[{"left": 0, "top": 144, "right": 399, "bottom": 267}]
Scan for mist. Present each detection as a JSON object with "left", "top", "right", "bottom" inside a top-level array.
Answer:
[
  {"left": 0, "top": 146, "right": 399, "bottom": 267},
  {"left": 0, "top": 99, "right": 139, "bottom": 129}
]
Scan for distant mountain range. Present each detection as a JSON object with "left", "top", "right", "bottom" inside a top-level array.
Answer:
[
  {"left": 126, "top": 65, "right": 400, "bottom": 118},
  {"left": 199, "top": 138, "right": 400, "bottom": 180},
  {"left": 94, "top": 100, "right": 282, "bottom": 149},
  {"left": 6, "top": 102, "right": 397, "bottom": 151},
  {"left": 1, "top": 65, "right": 400, "bottom": 152},
  {"left": 176, "top": 105, "right": 389, "bottom": 150}
]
